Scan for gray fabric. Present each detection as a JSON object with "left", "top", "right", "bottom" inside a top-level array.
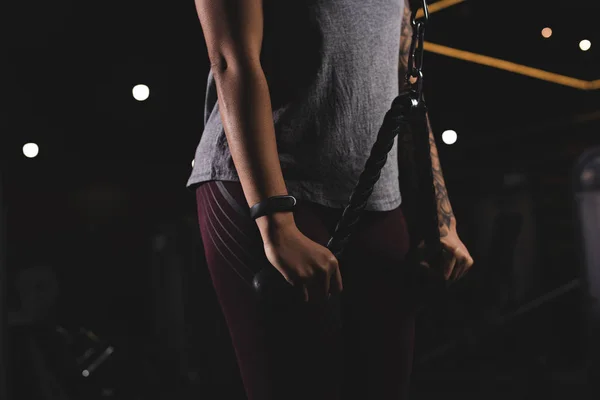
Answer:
[{"left": 187, "top": 0, "right": 405, "bottom": 211}]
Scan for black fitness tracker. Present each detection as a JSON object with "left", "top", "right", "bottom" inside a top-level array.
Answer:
[{"left": 249, "top": 195, "right": 297, "bottom": 220}]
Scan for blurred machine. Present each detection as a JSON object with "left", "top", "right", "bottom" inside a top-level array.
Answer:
[
  {"left": 573, "top": 146, "right": 600, "bottom": 388},
  {"left": 1, "top": 172, "right": 6, "bottom": 400}
]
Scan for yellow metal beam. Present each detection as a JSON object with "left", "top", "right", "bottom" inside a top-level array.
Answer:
[
  {"left": 410, "top": 0, "right": 600, "bottom": 90},
  {"left": 415, "top": 0, "right": 465, "bottom": 19},
  {"left": 424, "top": 42, "right": 599, "bottom": 90}
]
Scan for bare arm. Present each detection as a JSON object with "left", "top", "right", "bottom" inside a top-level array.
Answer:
[
  {"left": 194, "top": 0, "right": 294, "bottom": 242},
  {"left": 398, "top": 0, "right": 456, "bottom": 237}
]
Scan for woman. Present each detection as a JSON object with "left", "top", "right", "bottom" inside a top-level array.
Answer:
[{"left": 188, "top": 0, "right": 474, "bottom": 399}]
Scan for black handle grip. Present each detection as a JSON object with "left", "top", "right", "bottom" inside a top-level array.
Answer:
[{"left": 252, "top": 92, "right": 423, "bottom": 306}]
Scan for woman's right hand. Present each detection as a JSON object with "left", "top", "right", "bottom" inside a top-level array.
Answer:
[{"left": 263, "top": 223, "right": 344, "bottom": 304}]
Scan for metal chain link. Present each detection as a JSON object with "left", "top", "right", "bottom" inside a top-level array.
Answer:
[{"left": 406, "top": 0, "right": 429, "bottom": 103}]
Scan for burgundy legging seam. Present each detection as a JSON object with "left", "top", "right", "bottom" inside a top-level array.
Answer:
[
  {"left": 215, "top": 180, "right": 251, "bottom": 218},
  {"left": 206, "top": 181, "right": 258, "bottom": 245},
  {"left": 199, "top": 188, "right": 255, "bottom": 286},
  {"left": 202, "top": 184, "right": 261, "bottom": 273},
  {"left": 196, "top": 180, "right": 416, "bottom": 400}
]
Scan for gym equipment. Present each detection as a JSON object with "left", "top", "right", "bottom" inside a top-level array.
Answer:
[
  {"left": 573, "top": 146, "right": 600, "bottom": 383},
  {"left": 252, "top": 0, "right": 447, "bottom": 311},
  {"left": 416, "top": 278, "right": 582, "bottom": 366},
  {"left": 413, "top": 146, "right": 600, "bottom": 372},
  {"left": 0, "top": 171, "right": 6, "bottom": 400}
]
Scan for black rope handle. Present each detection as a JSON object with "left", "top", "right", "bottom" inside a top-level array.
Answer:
[
  {"left": 252, "top": 90, "right": 444, "bottom": 306},
  {"left": 325, "top": 94, "right": 416, "bottom": 261},
  {"left": 252, "top": 0, "right": 441, "bottom": 308}
]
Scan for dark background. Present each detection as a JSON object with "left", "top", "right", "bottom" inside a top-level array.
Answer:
[{"left": 3, "top": 0, "right": 600, "bottom": 399}]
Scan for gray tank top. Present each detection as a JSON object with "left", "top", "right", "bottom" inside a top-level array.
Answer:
[{"left": 187, "top": 0, "right": 405, "bottom": 211}]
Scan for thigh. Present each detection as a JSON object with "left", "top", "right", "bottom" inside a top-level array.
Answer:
[
  {"left": 340, "top": 206, "right": 417, "bottom": 400},
  {"left": 195, "top": 180, "right": 343, "bottom": 400}
]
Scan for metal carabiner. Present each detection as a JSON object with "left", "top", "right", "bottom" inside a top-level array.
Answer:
[
  {"left": 420, "top": 0, "right": 429, "bottom": 23},
  {"left": 406, "top": 15, "right": 419, "bottom": 80},
  {"left": 415, "top": 21, "right": 425, "bottom": 74},
  {"left": 406, "top": 1, "right": 429, "bottom": 105},
  {"left": 407, "top": 21, "right": 424, "bottom": 77},
  {"left": 410, "top": 0, "right": 429, "bottom": 25},
  {"left": 414, "top": 69, "right": 424, "bottom": 104}
]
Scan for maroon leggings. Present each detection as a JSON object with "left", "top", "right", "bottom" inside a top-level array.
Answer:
[{"left": 196, "top": 180, "right": 418, "bottom": 400}]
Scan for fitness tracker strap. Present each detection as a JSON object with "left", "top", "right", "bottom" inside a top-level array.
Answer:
[{"left": 249, "top": 195, "right": 297, "bottom": 220}]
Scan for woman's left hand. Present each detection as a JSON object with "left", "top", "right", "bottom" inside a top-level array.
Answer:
[{"left": 438, "top": 221, "right": 474, "bottom": 281}]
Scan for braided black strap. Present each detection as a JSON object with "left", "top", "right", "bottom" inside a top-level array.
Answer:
[
  {"left": 325, "top": 92, "right": 417, "bottom": 260},
  {"left": 251, "top": 90, "right": 437, "bottom": 309}
]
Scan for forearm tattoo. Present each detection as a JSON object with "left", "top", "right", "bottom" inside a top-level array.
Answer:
[
  {"left": 398, "top": 0, "right": 455, "bottom": 236},
  {"left": 426, "top": 116, "right": 455, "bottom": 236}
]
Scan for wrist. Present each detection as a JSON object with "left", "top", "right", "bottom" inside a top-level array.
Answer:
[
  {"left": 437, "top": 213, "right": 457, "bottom": 235},
  {"left": 256, "top": 211, "right": 296, "bottom": 245}
]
